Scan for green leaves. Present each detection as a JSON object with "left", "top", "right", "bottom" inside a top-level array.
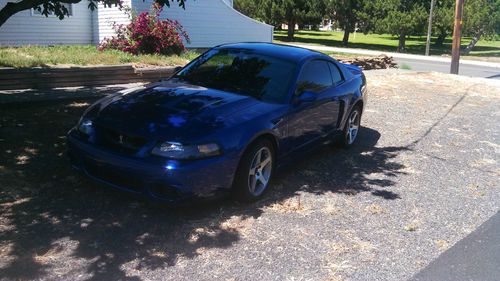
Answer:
[
  {"left": 463, "top": 0, "right": 500, "bottom": 38},
  {"left": 234, "top": 0, "right": 328, "bottom": 30}
]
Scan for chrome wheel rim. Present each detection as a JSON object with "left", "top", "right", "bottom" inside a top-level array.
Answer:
[
  {"left": 346, "top": 110, "right": 360, "bottom": 145},
  {"left": 248, "top": 147, "right": 273, "bottom": 196}
]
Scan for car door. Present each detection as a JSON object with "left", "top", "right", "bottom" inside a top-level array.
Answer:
[
  {"left": 285, "top": 59, "right": 340, "bottom": 152},
  {"left": 326, "top": 61, "right": 347, "bottom": 130}
]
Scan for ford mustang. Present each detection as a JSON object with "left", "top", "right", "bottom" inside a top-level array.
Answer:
[{"left": 67, "top": 43, "right": 367, "bottom": 204}]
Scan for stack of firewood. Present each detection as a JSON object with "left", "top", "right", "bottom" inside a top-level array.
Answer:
[{"left": 336, "top": 55, "right": 398, "bottom": 70}]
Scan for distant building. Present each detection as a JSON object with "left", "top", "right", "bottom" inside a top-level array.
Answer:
[{"left": 319, "top": 19, "right": 333, "bottom": 31}]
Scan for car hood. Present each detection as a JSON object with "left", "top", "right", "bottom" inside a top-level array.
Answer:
[{"left": 90, "top": 80, "right": 261, "bottom": 141}]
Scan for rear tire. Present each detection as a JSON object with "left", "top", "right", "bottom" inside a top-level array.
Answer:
[
  {"left": 233, "top": 139, "right": 275, "bottom": 202},
  {"left": 338, "top": 106, "right": 362, "bottom": 148}
]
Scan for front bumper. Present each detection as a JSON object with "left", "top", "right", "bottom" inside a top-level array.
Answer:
[{"left": 67, "top": 131, "right": 238, "bottom": 204}]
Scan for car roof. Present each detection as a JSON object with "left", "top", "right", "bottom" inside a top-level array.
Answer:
[{"left": 214, "top": 42, "right": 331, "bottom": 64}]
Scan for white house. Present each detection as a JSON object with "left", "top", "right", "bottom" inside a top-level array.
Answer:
[{"left": 0, "top": 0, "right": 273, "bottom": 47}]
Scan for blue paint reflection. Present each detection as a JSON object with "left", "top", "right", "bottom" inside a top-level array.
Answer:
[{"left": 165, "top": 161, "right": 178, "bottom": 171}]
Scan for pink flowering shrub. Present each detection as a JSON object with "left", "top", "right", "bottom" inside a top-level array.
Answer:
[{"left": 98, "top": 4, "right": 190, "bottom": 55}]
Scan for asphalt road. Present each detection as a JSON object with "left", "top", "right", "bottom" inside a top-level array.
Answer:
[
  {"left": 395, "top": 58, "right": 500, "bottom": 79},
  {"left": 411, "top": 211, "right": 500, "bottom": 281}
]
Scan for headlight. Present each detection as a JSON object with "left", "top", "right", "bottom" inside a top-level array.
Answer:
[
  {"left": 151, "top": 141, "right": 221, "bottom": 159},
  {"left": 77, "top": 118, "right": 94, "bottom": 135}
]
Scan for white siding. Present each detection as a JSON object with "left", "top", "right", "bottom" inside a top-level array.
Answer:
[
  {"left": 0, "top": 0, "right": 272, "bottom": 47},
  {"left": 131, "top": 0, "right": 273, "bottom": 48},
  {"left": 92, "top": 0, "right": 131, "bottom": 44},
  {"left": 0, "top": 0, "right": 92, "bottom": 45}
]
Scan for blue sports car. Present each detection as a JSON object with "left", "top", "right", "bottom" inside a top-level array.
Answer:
[{"left": 67, "top": 43, "right": 367, "bottom": 203}]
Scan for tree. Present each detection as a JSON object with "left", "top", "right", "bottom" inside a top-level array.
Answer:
[
  {"left": 276, "top": 0, "right": 327, "bottom": 40},
  {"left": 368, "top": 0, "right": 427, "bottom": 52},
  {"left": 0, "top": 0, "right": 186, "bottom": 28},
  {"left": 234, "top": 0, "right": 259, "bottom": 20},
  {"left": 326, "top": 0, "right": 369, "bottom": 46},
  {"left": 462, "top": 0, "right": 500, "bottom": 54},
  {"left": 234, "top": 0, "right": 327, "bottom": 40},
  {"left": 431, "top": 0, "right": 454, "bottom": 47},
  {"left": 233, "top": 0, "right": 283, "bottom": 28}
]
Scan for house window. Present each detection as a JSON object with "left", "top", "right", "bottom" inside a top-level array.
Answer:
[{"left": 32, "top": 4, "right": 73, "bottom": 17}]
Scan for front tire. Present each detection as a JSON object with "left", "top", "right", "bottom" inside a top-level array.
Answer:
[{"left": 233, "top": 139, "right": 275, "bottom": 202}]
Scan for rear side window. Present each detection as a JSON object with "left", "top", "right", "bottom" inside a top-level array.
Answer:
[
  {"left": 296, "top": 60, "right": 333, "bottom": 94},
  {"left": 328, "top": 62, "right": 344, "bottom": 85}
]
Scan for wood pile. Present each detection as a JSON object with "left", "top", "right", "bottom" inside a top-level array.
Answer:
[{"left": 336, "top": 55, "right": 398, "bottom": 70}]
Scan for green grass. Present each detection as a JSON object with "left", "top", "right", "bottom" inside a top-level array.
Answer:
[
  {"left": 322, "top": 51, "right": 373, "bottom": 58},
  {"left": 0, "top": 45, "right": 200, "bottom": 68},
  {"left": 400, "top": 63, "right": 412, "bottom": 70},
  {"left": 274, "top": 30, "right": 500, "bottom": 58}
]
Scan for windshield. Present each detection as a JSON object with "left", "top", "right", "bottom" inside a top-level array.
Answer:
[{"left": 175, "top": 49, "right": 296, "bottom": 103}]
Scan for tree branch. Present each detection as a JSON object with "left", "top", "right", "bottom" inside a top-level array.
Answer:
[
  {"left": 0, "top": 0, "right": 45, "bottom": 27},
  {"left": 0, "top": 0, "right": 185, "bottom": 28}
]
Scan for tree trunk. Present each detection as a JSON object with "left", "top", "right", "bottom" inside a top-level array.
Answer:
[
  {"left": 435, "top": 33, "right": 447, "bottom": 47},
  {"left": 462, "top": 29, "right": 484, "bottom": 55},
  {"left": 287, "top": 20, "right": 296, "bottom": 41},
  {"left": 342, "top": 23, "right": 350, "bottom": 46},
  {"left": 397, "top": 32, "right": 406, "bottom": 52}
]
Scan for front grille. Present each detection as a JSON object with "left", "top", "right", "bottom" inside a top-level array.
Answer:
[
  {"left": 96, "top": 125, "right": 148, "bottom": 154},
  {"left": 84, "top": 159, "right": 143, "bottom": 192}
]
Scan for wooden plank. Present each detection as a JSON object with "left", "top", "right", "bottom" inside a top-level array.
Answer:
[
  {"left": 0, "top": 65, "right": 176, "bottom": 90},
  {"left": 0, "top": 77, "right": 162, "bottom": 90},
  {"left": 0, "top": 65, "right": 134, "bottom": 74}
]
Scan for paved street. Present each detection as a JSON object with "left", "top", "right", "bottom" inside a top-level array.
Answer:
[
  {"left": 412, "top": 211, "right": 500, "bottom": 281},
  {"left": 395, "top": 58, "right": 500, "bottom": 79}
]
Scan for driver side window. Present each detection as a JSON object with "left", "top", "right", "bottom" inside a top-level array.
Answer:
[{"left": 295, "top": 60, "right": 333, "bottom": 95}]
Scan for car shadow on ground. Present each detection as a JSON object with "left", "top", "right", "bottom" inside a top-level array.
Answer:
[{"left": 0, "top": 99, "right": 408, "bottom": 280}]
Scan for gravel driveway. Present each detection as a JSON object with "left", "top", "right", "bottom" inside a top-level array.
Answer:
[{"left": 0, "top": 70, "right": 499, "bottom": 281}]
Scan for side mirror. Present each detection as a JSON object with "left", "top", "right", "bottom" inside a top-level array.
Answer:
[
  {"left": 296, "top": 90, "right": 317, "bottom": 105},
  {"left": 173, "top": 66, "right": 182, "bottom": 73}
]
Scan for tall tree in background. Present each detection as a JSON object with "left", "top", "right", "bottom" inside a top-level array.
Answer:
[
  {"left": 431, "top": 0, "right": 455, "bottom": 47},
  {"left": 234, "top": 0, "right": 259, "bottom": 19},
  {"left": 275, "top": 0, "right": 309, "bottom": 41},
  {"left": 374, "top": 0, "right": 427, "bottom": 52},
  {"left": 327, "top": 0, "right": 368, "bottom": 46},
  {"left": 462, "top": 0, "right": 500, "bottom": 54},
  {"left": 234, "top": 0, "right": 326, "bottom": 41}
]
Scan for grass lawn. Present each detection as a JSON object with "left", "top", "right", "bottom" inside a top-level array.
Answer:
[
  {"left": 323, "top": 51, "right": 373, "bottom": 58},
  {"left": 274, "top": 30, "right": 500, "bottom": 58},
  {"left": 0, "top": 45, "right": 200, "bottom": 68}
]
